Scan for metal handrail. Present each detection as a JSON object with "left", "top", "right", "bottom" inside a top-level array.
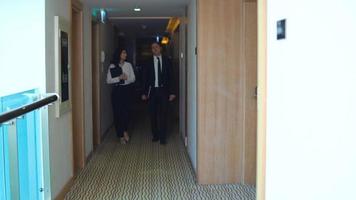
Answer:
[{"left": 0, "top": 93, "right": 59, "bottom": 124}]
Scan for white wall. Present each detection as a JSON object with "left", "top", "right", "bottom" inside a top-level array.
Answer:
[
  {"left": 1, "top": 0, "right": 93, "bottom": 198},
  {"left": 45, "top": 0, "right": 73, "bottom": 198},
  {"left": 83, "top": 5, "right": 93, "bottom": 157},
  {"left": 100, "top": 23, "right": 118, "bottom": 135},
  {"left": 0, "top": 0, "right": 46, "bottom": 97},
  {"left": 45, "top": 0, "right": 93, "bottom": 197},
  {"left": 266, "top": 0, "right": 356, "bottom": 199},
  {"left": 187, "top": 0, "right": 197, "bottom": 171},
  {"left": 179, "top": 14, "right": 187, "bottom": 140}
]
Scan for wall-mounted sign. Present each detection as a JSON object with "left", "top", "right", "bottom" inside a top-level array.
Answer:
[
  {"left": 277, "top": 19, "right": 286, "bottom": 40},
  {"left": 60, "top": 31, "right": 69, "bottom": 102},
  {"left": 54, "top": 16, "right": 71, "bottom": 117}
]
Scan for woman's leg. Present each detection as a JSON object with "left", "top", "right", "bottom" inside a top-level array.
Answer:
[
  {"left": 117, "top": 86, "right": 128, "bottom": 140},
  {"left": 113, "top": 87, "right": 124, "bottom": 138},
  {"left": 111, "top": 90, "right": 118, "bottom": 135},
  {"left": 121, "top": 86, "right": 131, "bottom": 141}
]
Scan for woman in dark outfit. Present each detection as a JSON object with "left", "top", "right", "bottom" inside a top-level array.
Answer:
[{"left": 106, "top": 49, "right": 135, "bottom": 144}]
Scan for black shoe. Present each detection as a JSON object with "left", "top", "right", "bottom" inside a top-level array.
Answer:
[
  {"left": 152, "top": 137, "right": 159, "bottom": 142},
  {"left": 160, "top": 139, "right": 167, "bottom": 145}
]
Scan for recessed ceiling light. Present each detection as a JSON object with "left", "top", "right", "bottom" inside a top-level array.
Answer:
[{"left": 134, "top": 7, "right": 141, "bottom": 12}]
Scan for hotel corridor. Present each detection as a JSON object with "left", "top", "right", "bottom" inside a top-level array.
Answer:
[
  {"left": 2, "top": 1, "right": 356, "bottom": 199},
  {"left": 64, "top": 103, "right": 255, "bottom": 199}
]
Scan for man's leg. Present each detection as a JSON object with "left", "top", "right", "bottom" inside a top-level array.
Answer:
[
  {"left": 158, "top": 91, "right": 169, "bottom": 144},
  {"left": 149, "top": 90, "right": 159, "bottom": 141}
]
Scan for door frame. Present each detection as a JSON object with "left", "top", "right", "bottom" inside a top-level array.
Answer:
[
  {"left": 256, "top": 0, "right": 267, "bottom": 199},
  {"left": 241, "top": 0, "right": 258, "bottom": 185},
  {"left": 91, "top": 21, "right": 101, "bottom": 149},
  {"left": 70, "top": 0, "right": 85, "bottom": 174}
]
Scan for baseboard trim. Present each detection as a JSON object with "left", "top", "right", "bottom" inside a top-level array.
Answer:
[
  {"left": 54, "top": 176, "right": 74, "bottom": 200},
  {"left": 86, "top": 150, "right": 94, "bottom": 165},
  {"left": 54, "top": 125, "right": 114, "bottom": 200},
  {"left": 101, "top": 124, "right": 114, "bottom": 141}
]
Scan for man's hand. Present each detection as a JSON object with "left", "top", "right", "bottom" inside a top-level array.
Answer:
[
  {"left": 169, "top": 95, "right": 176, "bottom": 102},
  {"left": 142, "top": 95, "right": 148, "bottom": 101}
]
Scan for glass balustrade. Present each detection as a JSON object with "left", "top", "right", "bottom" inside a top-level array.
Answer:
[{"left": 0, "top": 89, "right": 45, "bottom": 200}]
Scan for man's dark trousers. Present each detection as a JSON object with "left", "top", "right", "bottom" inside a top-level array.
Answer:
[{"left": 149, "top": 87, "right": 169, "bottom": 142}]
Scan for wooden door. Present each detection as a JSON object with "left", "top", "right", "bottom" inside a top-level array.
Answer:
[
  {"left": 197, "top": 0, "right": 258, "bottom": 185},
  {"left": 92, "top": 22, "right": 101, "bottom": 149},
  {"left": 197, "top": 0, "right": 244, "bottom": 184},
  {"left": 71, "top": 0, "right": 85, "bottom": 174}
]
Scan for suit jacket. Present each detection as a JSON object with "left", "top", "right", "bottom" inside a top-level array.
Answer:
[{"left": 143, "top": 55, "right": 175, "bottom": 96}]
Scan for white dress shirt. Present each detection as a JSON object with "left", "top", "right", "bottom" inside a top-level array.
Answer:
[
  {"left": 106, "top": 62, "right": 135, "bottom": 85},
  {"left": 153, "top": 55, "right": 162, "bottom": 87}
]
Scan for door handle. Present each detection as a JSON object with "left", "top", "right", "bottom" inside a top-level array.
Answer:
[{"left": 254, "top": 86, "right": 258, "bottom": 98}]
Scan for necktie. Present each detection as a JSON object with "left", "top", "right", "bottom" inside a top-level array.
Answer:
[{"left": 157, "top": 57, "right": 163, "bottom": 86}]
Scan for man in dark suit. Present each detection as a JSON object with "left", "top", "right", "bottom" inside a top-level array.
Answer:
[{"left": 141, "top": 42, "right": 176, "bottom": 144}]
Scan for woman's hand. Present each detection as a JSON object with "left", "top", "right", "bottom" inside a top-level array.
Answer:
[
  {"left": 169, "top": 95, "right": 176, "bottom": 101},
  {"left": 120, "top": 73, "right": 128, "bottom": 80}
]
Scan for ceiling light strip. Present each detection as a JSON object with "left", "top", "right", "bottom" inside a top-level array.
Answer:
[{"left": 166, "top": 17, "right": 180, "bottom": 34}]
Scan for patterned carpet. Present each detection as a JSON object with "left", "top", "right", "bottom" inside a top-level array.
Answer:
[{"left": 65, "top": 105, "right": 256, "bottom": 200}]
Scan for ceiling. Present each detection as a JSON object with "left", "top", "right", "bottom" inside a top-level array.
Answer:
[
  {"left": 114, "top": 19, "right": 169, "bottom": 38},
  {"left": 84, "top": 0, "right": 190, "bottom": 17}
]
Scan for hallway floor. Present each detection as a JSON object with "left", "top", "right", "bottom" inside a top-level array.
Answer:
[{"left": 65, "top": 104, "right": 255, "bottom": 200}]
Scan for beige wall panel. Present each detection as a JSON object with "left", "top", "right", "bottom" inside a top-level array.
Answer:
[{"left": 257, "top": 0, "right": 267, "bottom": 198}]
